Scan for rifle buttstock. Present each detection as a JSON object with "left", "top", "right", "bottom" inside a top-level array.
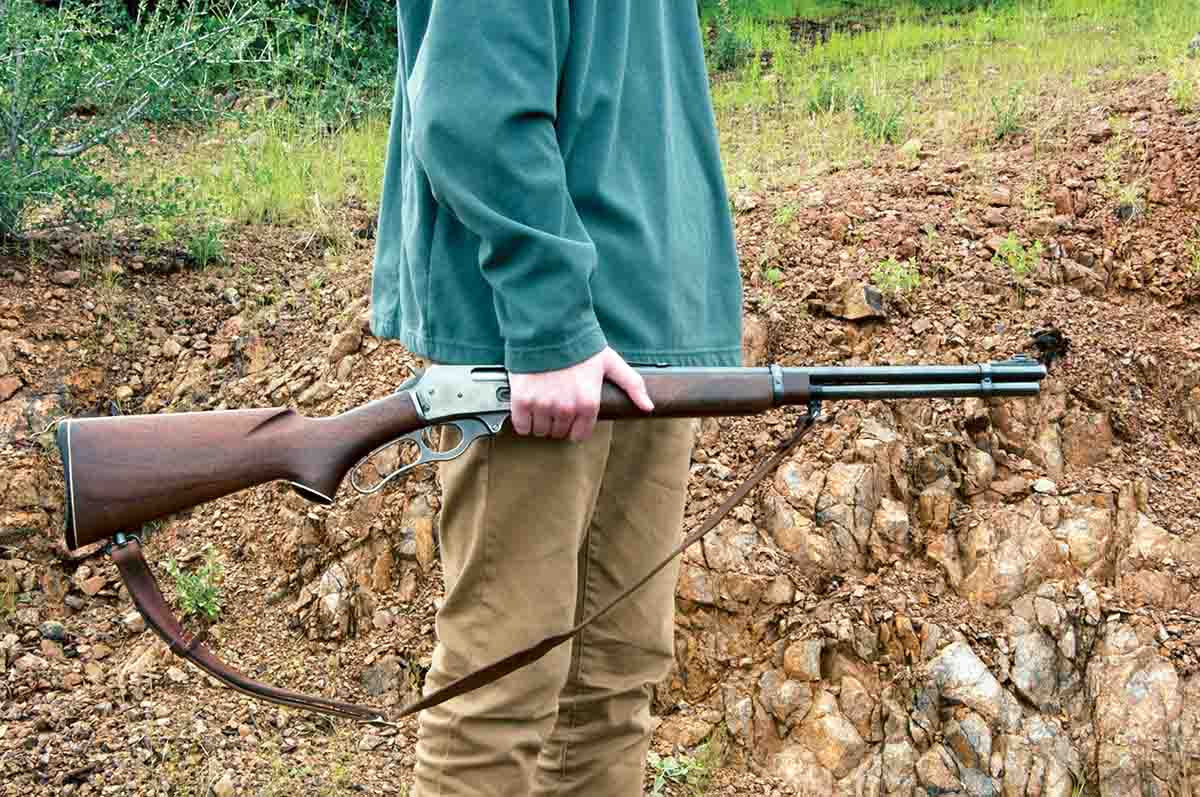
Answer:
[{"left": 59, "top": 391, "right": 425, "bottom": 551}]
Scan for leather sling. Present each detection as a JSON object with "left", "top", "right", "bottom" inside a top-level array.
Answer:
[{"left": 109, "top": 411, "right": 819, "bottom": 727}]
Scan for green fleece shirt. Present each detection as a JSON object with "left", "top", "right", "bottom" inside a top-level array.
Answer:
[{"left": 370, "top": 1, "right": 742, "bottom": 373}]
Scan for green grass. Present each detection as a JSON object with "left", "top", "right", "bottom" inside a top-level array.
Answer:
[
  {"left": 712, "top": 0, "right": 1200, "bottom": 191},
  {"left": 137, "top": 111, "right": 389, "bottom": 231}
]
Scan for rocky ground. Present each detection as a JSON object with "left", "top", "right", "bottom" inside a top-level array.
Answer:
[{"left": 2, "top": 72, "right": 1200, "bottom": 796}]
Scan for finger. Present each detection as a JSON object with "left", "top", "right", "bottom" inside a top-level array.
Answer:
[
  {"left": 569, "top": 388, "right": 601, "bottom": 442},
  {"left": 511, "top": 397, "right": 532, "bottom": 436},
  {"left": 531, "top": 408, "right": 552, "bottom": 438},
  {"left": 606, "top": 356, "right": 654, "bottom": 413},
  {"left": 550, "top": 409, "right": 573, "bottom": 440}
]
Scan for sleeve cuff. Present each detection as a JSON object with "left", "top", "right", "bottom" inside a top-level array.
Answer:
[{"left": 504, "top": 322, "right": 608, "bottom": 374}]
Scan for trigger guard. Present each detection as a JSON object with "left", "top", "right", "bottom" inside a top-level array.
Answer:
[{"left": 349, "top": 413, "right": 508, "bottom": 495}]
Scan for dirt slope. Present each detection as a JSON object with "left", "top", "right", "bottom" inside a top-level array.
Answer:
[{"left": 1, "top": 74, "right": 1199, "bottom": 796}]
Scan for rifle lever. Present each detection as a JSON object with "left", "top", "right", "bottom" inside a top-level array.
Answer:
[{"left": 348, "top": 412, "right": 508, "bottom": 495}]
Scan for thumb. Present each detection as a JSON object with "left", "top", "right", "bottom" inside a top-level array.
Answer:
[{"left": 604, "top": 351, "right": 654, "bottom": 413}]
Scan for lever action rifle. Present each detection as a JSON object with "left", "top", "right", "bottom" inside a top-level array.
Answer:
[{"left": 57, "top": 350, "right": 1053, "bottom": 726}]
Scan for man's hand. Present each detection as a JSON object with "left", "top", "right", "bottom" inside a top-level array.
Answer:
[{"left": 508, "top": 347, "right": 654, "bottom": 441}]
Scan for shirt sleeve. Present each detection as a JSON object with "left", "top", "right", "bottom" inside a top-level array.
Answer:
[{"left": 406, "top": 0, "right": 607, "bottom": 374}]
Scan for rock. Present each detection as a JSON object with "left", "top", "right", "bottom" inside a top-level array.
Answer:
[
  {"left": 823, "top": 280, "right": 885, "bottom": 321},
  {"left": 916, "top": 746, "right": 960, "bottom": 791},
  {"left": 328, "top": 329, "right": 363, "bottom": 363},
  {"left": 927, "top": 641, "right": 1021, "bottom": 731},
  {"left": 1087, "top": 121, "right": 1113, "bottom": 142},
  {"left": 38, "top": 621, "right": 66, "bottom": 641},
  {"left": 758, "top": 669, "right": 812, "bottom": 725},
  {"left": 161, "top": 339, "right": 182, "bottom": 359},
  {"left": 771, "top": 744, "right": 834, "bottom": 794},
  {"left": 983, "top": 207, "right": 1006, "bottom": 227},
  {"left": 1008, "top": 617, "right": 1058, "bottom": 711},
  {"left": 677, "top": 563, "right": 716, "bottom": 605},
  {"left": 1088, "top": 622, "right": 1184, "bottom": 791},
  {"left": 1031, "top": 478, "right": 1056, "bottom": 494},
  {"left": 14, "top": 653, "right": 47, "bottom": 672},
  {"left": 213, "top": 771, "right": 236, "bottom": 797},
  {"left": 51, "top": 270, "right": 81, "bottom": 286},
  {"left": 358, "top": 734, "right": 385, "bottom": 752},
  {"left": 899, "top": 138, "right": 923, "bottom": 159},
  {"left": 122, "top": 609, "right": 146, "bottom": 634},
  {"left": 783, "top": 639, "right": 823, "bottom": 681},
  {"left": 868, "top": 498, "right": 910, "bottom": 565},
  {"left": 1061, "top": 410, "right": 1113, "bottom": 468},
  {"left": 881, "top": 739, "right": 918, "bottom": 792},
  {"left": 732, "top": 191, "right": 759, "bottom": 213},
  {"left": 166, "top": 666, "right": 187, "bottom": 683},
  {"left": 828, "top": 212, "right": 851, "bottom": 243},
  {"left": 763, "top": 575, "right": 795, "bottom": 604},
  {"left": 400, "top": 495, "right": 437, "bottom": 573},
  {"left": 1028, "top": 216, "right": 1059, "bottom": 240},
  {"left": 742, "top": 314, "right": 769, "bottom": 367},
  {"left": 1049, "top": 186, "right": 1075, "bottom": 216},
  {"left": 0, "top": 375, "right": 20, "bottom": 402},
  {"left": 723, "top": 689, "right": 755, "bottom": 748},
  {"left": 945, "top": 711, "right": 992, "bottom": 770},
  {"left": 362, "top": 655, "right": 402, "bottom": 697},
  {"left": 816, "top": 462, "right": 880, "bottom": 568},
  {"left": 0, "top": 352, "right": 8, "bottom": 376},
  {"left": 80, "top": 575, "right": 107, "bottom": 596},
  {"left": 797, "top": 690, "right": 868, "bottom": 779},
  {"left": 988, "top": 187, "right": 1012, "bottom": 207},
  {"left": 656, "top": 714, "right": 717, "bottom": 748},
  {"left": 964, "top": 449, "right": 995, "bottom": 495}
]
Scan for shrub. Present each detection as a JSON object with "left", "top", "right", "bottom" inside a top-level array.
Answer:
[{"left": 0, "top": 0, "right": 257, "bottom": 238}]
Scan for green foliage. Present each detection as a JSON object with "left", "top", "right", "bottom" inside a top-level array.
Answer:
[
  {"left": 806, "top": 74, "right": 856, "bottom": 114},
  {"left": 871, "top": 255, "right": 921, "bottom": 295},
  {"left": 164, "top": 546, "right": 225, "bottom": 621},
  {"left": 647, "top": 740, "right": 719, "bottom": 796},
  {"left": 773, "top": 204, "right": 797, "bottom": 225},
  {"left": 850, "top": 94, "right": 904, "bottom": 143},
  {"left": 991, "top": 233, "right": 1043, "bottom": 280},
  {"left": 1187, "top": 236, "right": 1200, "bottom": 275},
  {"left": 0, "top": 0, "right": 257, "bottom": 238},
  {"left": 187, "top": 223, "right": 226, "bottom": 268},
  {"left": 707, "top": 0, "right": 755, "bottom": 71},
  {"left": 991, "top": 87, "right": 1025, "bottom": 141}
]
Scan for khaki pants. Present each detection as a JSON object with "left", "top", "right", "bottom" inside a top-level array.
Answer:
[{"left": 413, "top": 416, "right": 697, "bottom": 796}]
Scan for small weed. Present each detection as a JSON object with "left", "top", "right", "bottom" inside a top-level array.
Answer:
[
  {"left": 1168, "top": 59, "right": 1197, "bottom": 112},
  {"left": 992, "top": 233, "right": 1043, "bottom": 281},
  {"left": 991, "top": 88, "right": 1025, "bottom": 142},
  {"left": 773, "top": 205, "right": 797, "bottom": 226},
  {"left": 1187, "top": 238, "right": 1200, "bottom": 275},
  {"left": 187, "top": 224, "right": 226, "bottom": 269},
  {"left": 647, "top": 736, "right": 720, "bottom": 796},
  {"left": 851, "top": 95, "right": 904, "bottom": 144},
  {"left": 806, "top": 75, "right": 855, "bottom": 115},
  {"left": 163, "top": 546, "right": 224, "bottom": 621},
  {"left": 763, "top": 266, "right": 783, "bottom": 284},
  {"left": 872, "top": 256, "right": 922, "bottom": 296},
  {"left": 1020, "top": 181, "right": 1046, "bottom": 212}
]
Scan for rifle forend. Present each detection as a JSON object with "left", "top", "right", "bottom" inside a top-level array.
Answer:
[{"left": 58, "top": 356, "right": 1046, "bottom": 552}]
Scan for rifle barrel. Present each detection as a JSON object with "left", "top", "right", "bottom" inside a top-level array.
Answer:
[{"left": 811, "top": 381, "right": 1042, "bottom": 400}]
